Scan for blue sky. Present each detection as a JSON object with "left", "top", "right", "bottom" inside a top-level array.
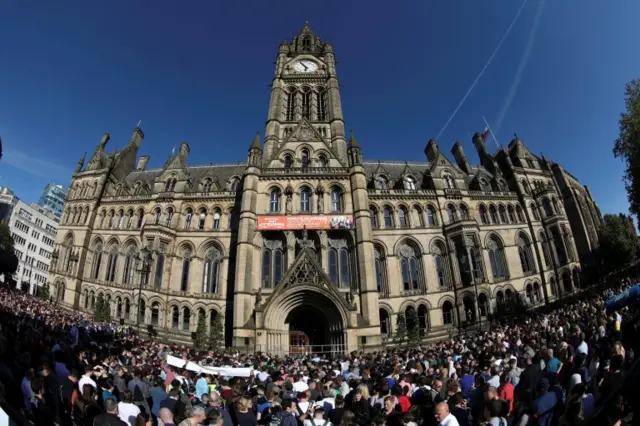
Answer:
[{"left": 0, "top": 0, "right": 638, "bottom": 217}]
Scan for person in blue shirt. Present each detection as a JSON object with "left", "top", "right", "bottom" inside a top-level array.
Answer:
[
  {"left": 545, "top": 349, "right": 562, "bottom": 374},
  {"left": 150, "top": 377, "right": 167, "bottom": 419},
  {"left": 195, "top": 374, "right": 210, "bottom": 400},
  {"left": 459, "top": 365, "right": 475, "bottom": 398},
  {"left": 531, "top": 378, "right": 558, "bottom": 426}
]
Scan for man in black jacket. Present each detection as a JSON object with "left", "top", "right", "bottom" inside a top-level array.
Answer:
[
  {"left": 41, "top": 362, "right": 60, "bottom": 421},
  {"left": 93, "top": 398, "right": 127, "bottom": 426},
  {"left": 31, "top": 377, "right": 54, "bottom": 426},
  {"left": 516, "top": 354, "right": 542, "bottom": 401}
]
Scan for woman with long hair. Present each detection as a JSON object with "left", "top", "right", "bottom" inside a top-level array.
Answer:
[
  {"left": 73, "top": 384, "right": 102, "bottom": 426},
  {"left": 559, "top": 394, "right": 586, "bottom": 426},
  {"left": 117, "top": 391, "right": 141, "bottom": 426},
  {"left": 134, "top": 412, "right": 151, "bottom": 426}
]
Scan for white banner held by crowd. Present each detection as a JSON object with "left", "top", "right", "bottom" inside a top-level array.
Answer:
[{"left": 166, "top": 354, "right": 252, "bottom": 377}]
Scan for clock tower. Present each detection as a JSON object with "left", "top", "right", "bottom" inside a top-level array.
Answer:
[{"left": 263, "top": 23, "right": 348, "bottom": 165}]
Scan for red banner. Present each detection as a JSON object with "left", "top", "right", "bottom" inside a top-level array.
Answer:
[{"left": 257, "top": 215, "right": 354, "bottom": 231}]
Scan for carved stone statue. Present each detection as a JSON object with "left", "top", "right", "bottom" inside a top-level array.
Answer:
[
  {"left": 317, "top": 194, "right": 324, "bottom": 213},
  {"left": 255, "top": 288, "right": 263, "bottom": 309},
  {"left": 285, "top": 194, "right": 293, "bottom": 214}
]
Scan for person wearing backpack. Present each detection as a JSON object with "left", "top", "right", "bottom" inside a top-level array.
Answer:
[
  {"left": 484, "top": 400, "right": 508, "bottom": 426},
  {"left": 303, "top": 407, "right": 332, "bottom": 426},
  {"left": 128, "top": 369, "right": 151, "bottom": 415}
]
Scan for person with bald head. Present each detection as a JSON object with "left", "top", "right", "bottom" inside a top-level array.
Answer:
[{"left": 434, "top": 402, "right": 460, "bottom": 426}]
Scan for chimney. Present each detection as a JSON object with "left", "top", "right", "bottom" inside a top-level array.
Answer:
[
  {"left": 451, "top": 142, "right": 471, "bottom": 174},
  {"left": 472, "top": 133, "right": 488, "bottom": 158},
  {"left": 179, "top": 142, "right": 190, "bottom": 157},
  {"left": 424, "top": 139, "right": 439, "bottom": 163},
  {"left": 129, "top": 127, "right": 144, "bottom": 147},
  {"left": 136, "top": 155, "right": 150, "bottom": 171},
  {"left": 99, "top": 133, "right": 110, "bottom": 149}
]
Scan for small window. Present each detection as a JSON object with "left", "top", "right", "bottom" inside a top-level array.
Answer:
[
  {"left": 284, "top": 155, "right": 293, "bottom": 169},
  {"left": 301, "top": 149, "right": 310, "bottom": 168}
]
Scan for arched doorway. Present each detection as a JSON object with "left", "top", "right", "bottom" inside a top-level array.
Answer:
[{"left": 287, "top": 304, "right": 332, "bottom": 353}]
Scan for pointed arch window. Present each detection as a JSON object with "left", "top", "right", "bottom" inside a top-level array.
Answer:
[
  {"left": 426, "top": 205, "right": 437, "bottom": 226},
  {"left": 552, "top": 198, "right": 561, "bottom": 215},
  {"left": 183, "top": 308, "right": 191, "bottom": 330},
  {"left": 151, "top": 303, "right": 160, "bottom": 326},
  {"left": 285, "top": 88, "right": 296, "bottom": 121},
  {"left": 301, "top": 149, "right": 310, "bottom": 168},
  {"left": 551, "top": 226, "right": 567, "bottom": 264},
  {"left": 542, "top": 198, "right": 553, "bottom": 217},
  {"left": 522, "top": 179, "right": 531, "bottom": 195},
  {"left": 507, "top": 205, "right": 516, "bottom": 223},
  {"left": 166, "top": 208, "right": 174, "bottom": 227},
  {"left": 530, "top": 203, "right": 540, "bottom": 220},
  {"left": 203, "top": 248, "right": 222, "bottom": 294},
  {"left": 369, "top": 207, "right": 378, "bottom": 228},
  {"left": 540, "top": 231, "right": 552, "bottom": 267},
  {"left": 127, "top": 209, "right": 134, "bottom": 228},
  {"left": 317, "top": 88, "right": 327, "bottom": 121},
  {"left": 91, "top": 243, "right": 103, "bottom": 280},
  {"left": 404, "top": 176, "right": 416, "bottom": 190},
  {"left": 171, "top": 306, "right": 179, "bottom": 329},
  {"left": 488, "top": 237, "right": 508, "bottom": 280},
  {"left": 399, "top": 243, "right": 423, "bottom": 291},
  {"left": 108, "top": 210, "right": 115, "bottom": 228},
  {"left": 230, "top": 177, "right": 240, "bottom": 191},
  {"left": 442, "top": 301, "right": 454, "bottom": 325},
  {"left": 137, "top": 210, "right": 144, "bottom": 228},
  {"left": 300, "top": 187, "right": 311, "bottom": 212},
  {"left": 122, "top": 247, "right": 136, "bottom": 287},
  {"left": 562, "top": 226, "right": 576, "bottom": 262},
  {"left": 301, "top": 87, "right": 312, "bottom": 119},
  {"left": 154, "top": 253, "right": 164, "bottom": 290},
  {"left": 328, "top": 247, "right": 351, "bottom": 289},
  {"left": 198, "top": 209, "right": 207, "bottom": 230},
  {"left": 105, "top": 245, "right": 119, "bottom": 283},
  {"left": 180, "top": 250, "right": 192, "bottom": 292},
  {"left": 117, "top": 211, "right": 124, "bottom": 229},
  {"left": 515, "top": 205, "right": 525, "bottom": 222},
  {"left": 499, "top": 205, "right": 508, "bottom": 223},
  {"left": 154, "top": 208, "right": 161, "bottom": 225},
  {"left": 213, "top": 209, "right": 221, "bottom": 229},
  {"left": 262, "top": 242, "right": 284, "bottom": 288},
  {"left": 185, "top": 208, "right": 193, "bottom": 229},
  {"left": 489, "top": 205, "right": 499, "bottom": 223},
  {"left": 443, "top": 175, "right": 455, "bottom": 189},
  {"left": 283, "top": 155, "right": 293, "bottom": 169},
  {"left": 165, "top": 178, "right": 177, "bottom": 192},
  {"left": 374, "top": 247, "right": 388, "bottom": 296},
  {"left": 383, "top": 207, "right": 394, "bottom": 228},
  {"left": 447, "top": 205, "right": 457, "bottom": 224},
  {"left": 517, "top": 234, "right": 535, "bottom": 274},
  {"left": 433, "top": 243, "right": 451, "bottom": 290},
  {"left": 459, "top": 204, "right": 469, "bottom": 220},
  {"left": 414, "top": 206, "right": 425, "bottom": 227},
  {"left": 330, "top": 187, "right": 342, "bottom": 212},
  {"left": 269, "top": 189, "right": 281, "bottom": 212},
  {"left": 398, "top": 207, "right": 409, "bottom": 227},
  {"left": 317, "top": 155, "right": 328, "bottom": 167},
  {"left": 203, "top": 179, "right": 212, "bottom": 194},
  {"left": 376, "top": 176, "right": 388, "bottom": 190}
]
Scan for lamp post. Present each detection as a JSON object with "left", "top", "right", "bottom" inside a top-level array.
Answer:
[{"left": 135, "top": 247, "right": 153, "bottom": 333}]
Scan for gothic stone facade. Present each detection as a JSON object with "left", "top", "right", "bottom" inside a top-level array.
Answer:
[{"left": 48, "top": 24, "right": 602, "bottom": 352}]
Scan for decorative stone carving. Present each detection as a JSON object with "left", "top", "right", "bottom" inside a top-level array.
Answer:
[
  {"left": 299, "top": 127, "right": 313, "bottom": 141},
  {"left": 399, "top": 244, "right": 415, "bottom": 258},
  {"left": 255, "top": 288, "right": 263, "bottom": 309}
]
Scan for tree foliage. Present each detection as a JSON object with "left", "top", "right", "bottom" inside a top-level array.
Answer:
[
  {"left": 0, "top": 222, "right": 17, "bottom": 276},
  {"left": 614, "top": 79, "right": 640, "bottom": 217},
  {"left": 599, "top": 213, "right": 638, "bottom": 272},
  {"left": 38, "top": 282, "right": 50, "bottom": 300},
  {"left": 406, "top": 308, "right": 420, "bottom": 345},
  {"left": 0, "top": 223, "right": 14, "bottom": 252},
  {"left": 395, "top": 312, "right": 407, "bottom": 345},
  {"left": 194, "top": 313, "right": 208, "bottom": 351},
  {"left": 93, "top": 293, "right": 111, "bottom": 322},
  {"left": 208, "top": 313, "right": 225, "bottom": 353}
]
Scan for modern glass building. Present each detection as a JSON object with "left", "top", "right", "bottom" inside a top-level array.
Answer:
[{"left": 38, "top": 183, "right": 66, "bottom": 218}]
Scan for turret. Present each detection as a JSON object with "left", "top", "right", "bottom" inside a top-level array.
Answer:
[
  {"left": 179, "top": 142, "right": 190, "bottom": 158},
  {"left": 136, "top": 155, "right": 150, "bottom": 171},
  {"left": 472, "top": 132, "right": 489, "bottom": 158},
  {"left": 347, "top": 130, "right": 362, "bottom": 167},
  {"left": 75, "top": 152, "right": 86, "bottom": 173},
  {"left": 99, "top": 132, "right": 110, "bottom": 149},
  {"left": 425, "top": 139, "right": 439, "bottom": 163},
  {"left": 451, "top": 142, "right": 471, "bottom": 174},
  {"left": 248, "top": 132, "right": 263, "bottom": 167},
  {"left": 128, "top": 127, "right": 144, "bottom": 147}
]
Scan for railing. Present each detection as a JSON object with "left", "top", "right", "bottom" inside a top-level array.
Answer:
[
  {"left": 251, "top": 343, "right": 348, "bottom": 356},
  {"left": 262, "top": 167, "right": 349, "bottom": 175}
]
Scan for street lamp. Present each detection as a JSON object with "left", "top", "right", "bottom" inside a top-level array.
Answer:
[{"left": 135, "top": 247, "right": 153, "bottom": 333}]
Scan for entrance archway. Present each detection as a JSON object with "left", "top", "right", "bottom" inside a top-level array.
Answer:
[{"left": 287, "top": 305, "right": 330, "bottom": 353}]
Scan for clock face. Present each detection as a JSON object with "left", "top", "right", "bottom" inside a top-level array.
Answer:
[{"left": 293, "top": 60, "right": 318, "bottom": 73}]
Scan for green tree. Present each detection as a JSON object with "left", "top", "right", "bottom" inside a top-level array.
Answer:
[
  {"left": 194, "top": 313, "right": 208, "bottom": 351},
  {"left": 100, "top": 297, "right": 111, "bottom": 322},
  {"left": 406, "top": 308, "right": 420, "bottom": 345},
  {"left": 614, "top": 79, "right": 640, "bottom": 217},
  {"left": 39, "top": 282, "right": 50, "bottom": 300},
  {"left": 0, "top": 223, "right": 14, "bottom": 252},
  {"left": 94, "top": 293, "right": 105, "bottom": 322},
  {"left": 599, "top": 213, "right": 638, "bottom": 272},
  {"left": 395, "top": 312, "right": 407, "bottom": 345},
  {"left": 0, "top": 222, "right": 17, "bottom": 277},
  {"left": 208, "top": 313, "right": 225, "bottom": 353}
]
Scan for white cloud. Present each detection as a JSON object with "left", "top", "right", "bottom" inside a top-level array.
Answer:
[{"left": 3, "top": 149, "right": 73, "bottom": 181}]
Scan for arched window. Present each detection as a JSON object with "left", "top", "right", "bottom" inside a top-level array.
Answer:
[
  {"left": 198, "top": 208, "right": 207, "bottom": 230},
  {"left": 442, "top": 301, "right": 454, "bottom": 325},
  {"left": 478, "top": 294, "right": 488, "bottom": 317},
  {"left": 398, "top": 207, "right": 409, "bottom": 227},
  {"left": 317, "top": 88, "right": 327, "bottom": 121},
  {"left": 184, "top": 208, "right": 193, "bottom": 229},
  {"left": 522, "top": 179, "right": 531, "bottom": 195},
  {"left": 562, "top": 271, "right": 573, "bottom": 293},
  {"left": 330, "top": 187, "right": 342, "bottom": 212},
  {"left": 479, "top": 205, "right": 489, "bottom": 225},
  {"left": 116, "top": 297, "right": 122, "bottom": 317},
  {"left": 488, "top": 236, "right": 508, "bottom": 280},
  {"left": 498, "top": 205, "right": 508, "bottom": 223},
  {"left": 374, "top": 247, "right": 388, "bottom": 296},
  {"left": 285, "top": 87, "right": 296, "bottom": 121},
  {"left": 154, "top": 208, "right": 161, "bottom": 225},
  {"left": 530, "top": 203, "right": 540, "bottom": 220},
  {"left": 213, "top": 208, "right": 221, "bottom": 229},
  {"left": 301, "top": 87, "right": 311, "bottom": 119},
  {"left": 151, "top": 303, "right": 160, "bottom": 326},
  {"left": 105, "top": 244, "right": 118, "bottom": 283},
  {"left": 301, "top": 149, "right": 310, "bottom": 168},
  {"left": 164, "top": 178, "right": 177, "bottom": 192},
  {"left": 91, "top": 243, "right": 103, "bottom": 280},
  {"left": 117, "top": 210, "right": 124, "bottom": 229},
  {"left": 379, "top": 309, "right": 391, "bottom": 336},
  {"left": 383, "top": 207, "right": 394, "bottom": 228},
  {"left": 369, "top": 207, "right": 378, "bottom": 228},
  {"left": 507, "top": 205, "right": 516, "bottom": 223},
  {"left": 126, "top": 209, "right": 134, "bottom": 228},
  {"left": 137, "top": 209, "right": 144, "bottom": 228},
  {"left": 122, "top": 246, "right": 136, "bottom": 287},
  {"left": 418, "top": 304, "right": 429, "bottom": 336},
  {"left": 404, "top": 176, "right": 416, "bottom": 190},
  {"left": 517, "top": 234, "right": 535, "bottom": 274},
  {"left": 283, "top": 155, "right": 293, "bottom": 169},
  {"left": 317, "top": 155, "right": 328, "bottom": 167},
  {"left": 443, "top": 175, "right": 455, "bottom": 189},
  {"left": 230, "top": 177, "right": 240, "bottom": 191},
  {"left": 165, "top": 208, "right": 174, "bottom": 227},
  {"left": 446, "top": 205, "right": 457, "bottom": 224},
  {"left": 262, "top": 242, "right": 284, "bottom": 288},
  {"left": 433, "top": 242, "right": 451, "bottom": 290},
  {"left": 515, "top": 205, "right": 525, "bottom": 222},
  {"left": 108, "top": 210, "right": 115, "bottom": 228},
  {"left": 542, "top": 198, "right": 553, "bottom": 217},
  {"left": 426, "top": 205, "right": 437, "bottom": 226},
  {"left": 489, "top": 205, "right": 499, "bottom": 223},
  {"left": 202, "top": 179, "right": 212, "bottom": 194},
  {"left": 376, "top": 176, "right": 388, "bottom": 190},
  {"left": 203, "top": 248, "right": 222, "bottom": 294},
  {"left": 328, "top": 247, "right": 351, "bottom": 288},
  {"left": 552, "top": 198, "right": 560, "bottom": 215},
  {"left": 562, "top": 226, "right": 576, "bottom": 262},
  {"left": 459, "top": 204, "right": 469, "bottom": 220},
  {"left": 540, "top": 231, "right": 552, "bottom": 267},
  {"left": 270, "top": 189, "right": 281, "bottom": 212},
  {"left": 182, "top": 308, "right": 191, "bottom": 330},
  {"left": 399, "top": 243, "right": 422, "bottom": 292},
  {"left": 300, "top": 187, "right": 311, "bottom": 212},
  {"left": 154, "top": 253, "right": 164, "bottom": 290},
  {"left": 170, "top": 306, "right": 179, "bottom": 329},
  {"left": 180, "top": 250, "right": 191, "bottom": 292},
  {"left": 551, "top": 226, "right": 568, "bottom": 264}
]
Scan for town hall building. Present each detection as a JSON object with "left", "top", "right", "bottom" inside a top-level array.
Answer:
[{"left": 48, "top": 23, "right": 602, "bottom": 352}]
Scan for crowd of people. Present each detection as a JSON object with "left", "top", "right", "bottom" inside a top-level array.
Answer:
[{"left": 0, "top": 274, "right": 638, "bottom": 426}]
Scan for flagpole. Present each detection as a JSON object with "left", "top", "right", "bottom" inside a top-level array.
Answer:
[{"left": 482, "top": 116, "right": 501, "bottom": 149}]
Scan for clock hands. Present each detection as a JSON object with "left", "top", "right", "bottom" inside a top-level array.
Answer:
[{"left": 301, "top": 62, "right": 308, "bottom": 71}]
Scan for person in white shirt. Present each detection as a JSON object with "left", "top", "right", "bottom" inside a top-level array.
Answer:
[
  {"left": 303, "top": 407, "right": 332, "bottom": 426},
  {"left": 78, "top": 367, "right": 97, "bottom": 390},
  {"left": 118, "top": 390, "right": 141, "bottom": 426},
  {"left": 292, "top": 374, "right": 309, "bottom": 393},
  {"left": 576, "top": 333, "right": 589, "bottom": 356},
  {"left": 435, "top": 402, "right": 460, "bottom": 426}
]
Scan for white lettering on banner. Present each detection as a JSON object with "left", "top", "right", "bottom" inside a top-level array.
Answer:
[{"left": 166, "top": 354, "right": 252, "bottom": 377}]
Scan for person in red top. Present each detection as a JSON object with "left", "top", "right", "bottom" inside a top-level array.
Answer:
[
  {"left": 498, "top": 373, "right": 515, "bottom": 414},
  {"left": 393, "top": 384, "right": 412, "bottom": 412}
]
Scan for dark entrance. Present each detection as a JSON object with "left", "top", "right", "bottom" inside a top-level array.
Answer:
[{"left": 286, "top": 305, "right": 329, "bottom": 354}]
